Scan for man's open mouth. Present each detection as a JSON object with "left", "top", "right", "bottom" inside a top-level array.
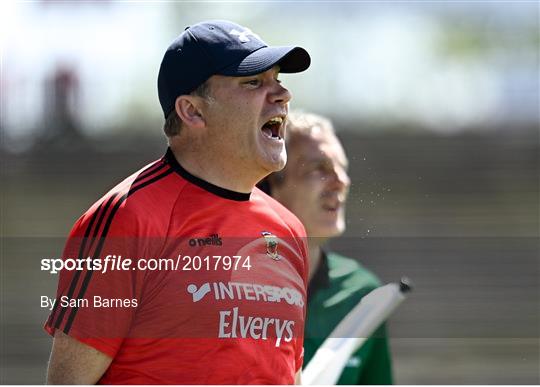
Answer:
[
  {"left": 261, "top": 116, "right": 284, "bottom": 140},
  {"left": 322, "top": 204, "right": 338, "bottom": 212},
  {"left": 322, "top": 198, "right": 344, "bottom": 213}
]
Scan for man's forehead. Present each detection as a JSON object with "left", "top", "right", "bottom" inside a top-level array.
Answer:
[{"left": 292, "top": 132, "right": 348, "bottom": 165}]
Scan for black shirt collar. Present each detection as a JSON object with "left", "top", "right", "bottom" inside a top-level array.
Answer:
[
  {"left": 307, "top": 249, "right": 330, "bottom": 301},
  {"left": 164, "top": 148, "right": 251, "bottom": 202}
]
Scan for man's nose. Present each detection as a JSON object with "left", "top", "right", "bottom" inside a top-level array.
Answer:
[
  {"left": 268, "top": 81, "right": 292, "bottom": 105},
  {"left": 328, "top": 166, "right": 350, "bottom": 191}
]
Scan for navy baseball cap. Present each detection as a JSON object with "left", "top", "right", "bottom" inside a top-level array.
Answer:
[{"left": 158, "top": 20, "right": 311, "bottom": 118}]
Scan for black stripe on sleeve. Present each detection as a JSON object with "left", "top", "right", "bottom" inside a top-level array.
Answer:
[
  {"left": 128, "top": 168, "right": 174, "bottom": 196},
  {"left": 134, "top": 160, "right": 167, "bottom": 183},
  {"left": 62, "top": 167, "right": 173, "bottom": 334},
  {"left": 52, "top": 163, "right": 172, "bottom": 331},
  {"left": 47, "top": 198, "right": 108, "bottom": 327},
  {"left": 52, "top": 193, "right": 118, "bottom": 329}
]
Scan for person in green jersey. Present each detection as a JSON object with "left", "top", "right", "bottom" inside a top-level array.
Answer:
[{"left": 258, "top": 111, "right": 393, "bottom": 384}]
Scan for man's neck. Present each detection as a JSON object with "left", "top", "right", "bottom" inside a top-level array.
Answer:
[
  {"left": 169, "top": 144, "right": 260, "bottom": 194},
  {"left": 308, "top": 238, "right": 325, "bottom": 282}
]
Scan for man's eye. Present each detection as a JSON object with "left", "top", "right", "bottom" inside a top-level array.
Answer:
[
  {"left": 244, "top": 79, "right": 261, "bottom": 87},
  {"left": 306, "top": 165, "right": 323, "bottom": 174}
]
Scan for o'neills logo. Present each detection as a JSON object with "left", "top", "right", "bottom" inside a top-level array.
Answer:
[
  {"left": 189, "top": 234, "right": 222, "bottom": 247},
  {"left": 218, "top": 307, "right": 295, "bottom": 347},
  {"left": 261, "top": 231, "right": 279, "bottom": 260}
]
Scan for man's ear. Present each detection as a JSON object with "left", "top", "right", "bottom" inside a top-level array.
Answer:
[{"left": 175, "top": 95, "right": 205, "bottom": 129}]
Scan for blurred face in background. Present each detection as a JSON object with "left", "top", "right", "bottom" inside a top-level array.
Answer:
[{"left": 271, "top": 125, "right": 350, "bottom": 239}]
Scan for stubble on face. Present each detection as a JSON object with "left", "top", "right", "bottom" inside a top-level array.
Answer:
[{"left": 201, "top": 70, "right": 289, "bottom": 181}]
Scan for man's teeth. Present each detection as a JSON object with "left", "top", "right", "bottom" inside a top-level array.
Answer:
[
  {"left": 267, "top": 117, "right": 283, "bottom": 125},
  {"left": 262, "top": 117, "right": 283, "bottom": 139}
]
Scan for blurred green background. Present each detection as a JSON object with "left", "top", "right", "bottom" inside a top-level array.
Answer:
[{"left": 1, "top": 1, "right": 538, "bottom": 384}]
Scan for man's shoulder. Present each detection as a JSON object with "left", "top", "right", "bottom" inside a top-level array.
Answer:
[
  {"left": 70, "top": 156, "right": 186, "bottom": 237},
  {"left": 252, "top": 187, "right": 307, "bottom": 237},
  {"left": 326, "top": 251, "right": 382, "bottom": 289}
]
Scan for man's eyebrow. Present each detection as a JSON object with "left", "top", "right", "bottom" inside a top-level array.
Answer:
[{"left": 299, "top": 155, "right": 349, "bottom": 168}]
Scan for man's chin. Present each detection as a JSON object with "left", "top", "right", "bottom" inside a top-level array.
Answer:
[
  {"left": 311, "top": 224, "right": 345, "bottom": 239},
  {"left": 261, "top": 155, "right": 286, "bottom": 173}
]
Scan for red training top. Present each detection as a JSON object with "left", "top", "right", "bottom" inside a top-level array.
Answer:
[{"left": 45, "top": 148, "right": 308, "bottom": 384}]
